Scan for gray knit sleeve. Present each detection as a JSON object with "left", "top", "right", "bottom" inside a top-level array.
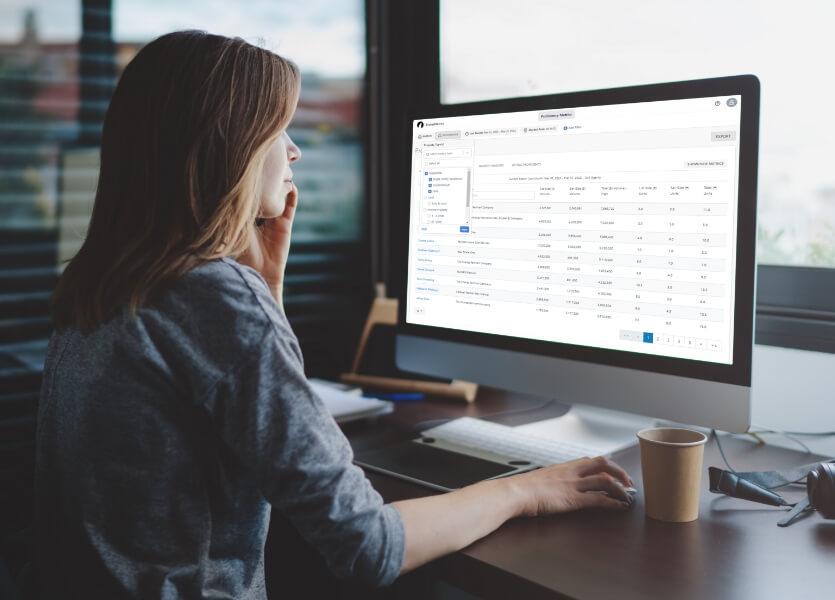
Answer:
[{"left": 203, "top": 267, "right": 405, "bottom": 586}]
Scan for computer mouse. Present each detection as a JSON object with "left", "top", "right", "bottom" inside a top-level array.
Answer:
[{"left": 605, "top": 486, "right": 637, "bottom": 505}]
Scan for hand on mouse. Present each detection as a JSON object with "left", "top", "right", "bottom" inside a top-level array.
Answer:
[
  {"left": 394, "top": 455, "right": 635, "bottom": 574},
  {"left": 506, "top": 456, "right": 635, "bottom": 517}
]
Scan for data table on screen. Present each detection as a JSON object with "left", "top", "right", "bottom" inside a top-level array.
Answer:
[{"left": 407, "top": 97, "right": 742, "bottom": 364}]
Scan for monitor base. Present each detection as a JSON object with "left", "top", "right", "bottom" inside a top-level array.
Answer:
[{"left": 513, "top": 404, "right": 657, "bottom": 457}]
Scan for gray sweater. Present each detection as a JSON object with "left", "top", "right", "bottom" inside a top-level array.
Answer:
[{"left": 34, "top": 258, "right": 404, "bottom": 599}]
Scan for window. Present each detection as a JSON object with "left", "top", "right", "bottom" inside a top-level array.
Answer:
[
  {"left": 0, "top": 0, "right": 85, "bottom": 542},
  {"left": 0, "top": 1, "right": 82, "bottom": 379},
  {"left": 439, "top": 0, "right": 835, "bottom": 268}
]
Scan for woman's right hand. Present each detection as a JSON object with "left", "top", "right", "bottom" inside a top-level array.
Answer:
[
  {"left": 506, "top": 456, "right": 635, "bottom": 517},
  {"left": 395, "top": 455, "right": 634, "bottom": 575}
]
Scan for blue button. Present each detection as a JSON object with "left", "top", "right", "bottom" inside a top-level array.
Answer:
[
  {"left": 424, "top": 171, "right": 428, "bottom": 175},
  {"left": 428, "top": 183, "right": 432, "bottom": 187},
  {"left": 643, "top": 332, "right": 653, "bottom": 343},
  {"left": 459, "top": 226, "right": 470, "bottom": 233},
  {"left": 429, "top": 177, "right": 432, "bottom": 181}
]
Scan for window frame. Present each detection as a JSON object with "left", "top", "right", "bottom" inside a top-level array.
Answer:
[{"left": 756, "top": 265, "right": 835, "bottom": 353}]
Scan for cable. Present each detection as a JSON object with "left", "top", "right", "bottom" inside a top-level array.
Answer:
[
  {"left": 712, "top": 429, "right": 737, "bottom": 473},
  {"left": 781, "top": 433, "right": 813, "bottom": 455},
  {"left": 718, "top": 424, "right": 835, "bottom": 457},
  {"left": 749, "top": 425, "right": 835, "bottom": 438},
  {"left": 742, "top": 429, "right": 814, "bottom": 454}
]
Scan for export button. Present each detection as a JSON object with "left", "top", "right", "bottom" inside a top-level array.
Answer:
[{"left": 711, "top": 130, "right": 736, "bottom": 142}]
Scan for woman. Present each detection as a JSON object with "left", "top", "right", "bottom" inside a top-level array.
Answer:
[{"left": 35, "top": 31, "right": 634, "bottom": 598}]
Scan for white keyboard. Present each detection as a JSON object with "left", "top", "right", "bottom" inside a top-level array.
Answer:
[{"left": 421, "top": 417, "right": 602, "bottom": 466}]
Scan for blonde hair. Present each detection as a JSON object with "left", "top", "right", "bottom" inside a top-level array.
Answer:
[{"left": 52, "top": 31, "right": 300, "bottom": 331}]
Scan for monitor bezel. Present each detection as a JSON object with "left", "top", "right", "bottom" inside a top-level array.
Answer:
[{"left": 396, "top": 75, "right": 759, "bottom": 387}]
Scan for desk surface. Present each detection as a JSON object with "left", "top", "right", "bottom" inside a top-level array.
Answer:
[{"left": 345, "top": 388, "right": 835, "bottom": 600}]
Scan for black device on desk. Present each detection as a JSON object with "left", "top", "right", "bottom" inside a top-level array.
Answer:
[
  {"left": 356, "top": 442, "right": 522, "bottom": 491},
  {"left": 709, "top": 459, "right": 835, "bottom": 526}
]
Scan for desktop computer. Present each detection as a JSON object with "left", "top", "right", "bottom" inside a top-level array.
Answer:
[
  {"left": 400, "top": 76, "right": 758, "bottom": 429},
  {"left": 356, "top": 76, "right": 759, "bottom": 490}
]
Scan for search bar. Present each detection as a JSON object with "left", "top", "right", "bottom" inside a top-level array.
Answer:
[{"left": 424, "top": 148, "right": 473, "bottom": 158}]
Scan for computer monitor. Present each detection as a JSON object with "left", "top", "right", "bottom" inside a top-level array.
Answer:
[{"left": 396, "top": 76, "right": 759, "bottom": 433}]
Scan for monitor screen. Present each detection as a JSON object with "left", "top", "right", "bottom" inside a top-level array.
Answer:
[{"left": 405, "top": 95, "right": 742, "bottom": 365}]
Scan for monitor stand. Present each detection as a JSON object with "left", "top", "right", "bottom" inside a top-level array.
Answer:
[{"left": 513, "top": 403, "right": 657, "bottom": 457}]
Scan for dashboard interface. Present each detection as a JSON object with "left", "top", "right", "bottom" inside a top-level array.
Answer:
[{"left": 406, "top": 96, "right": 742, "bottom": 364}]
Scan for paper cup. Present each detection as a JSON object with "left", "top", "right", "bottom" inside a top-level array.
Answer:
[{"left": 637, "top": 427, "right": 708, "bottom": 523}]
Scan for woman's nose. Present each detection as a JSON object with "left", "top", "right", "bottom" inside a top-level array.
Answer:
[{"left": 286, "top": 134, "right": 301, "bottom": 163}]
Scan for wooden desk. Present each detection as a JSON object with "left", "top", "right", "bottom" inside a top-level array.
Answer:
[{"left": 345, "top": 388, "right": 835, "bottom": 600}]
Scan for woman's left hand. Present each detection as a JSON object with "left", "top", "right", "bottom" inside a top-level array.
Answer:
[{"left": 238, "top": 184, "right": 298, "bottom": 308}]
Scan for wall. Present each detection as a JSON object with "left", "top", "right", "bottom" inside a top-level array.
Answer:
[{"left": 751, "top": 344, "right": 835, "bottom": 456}]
